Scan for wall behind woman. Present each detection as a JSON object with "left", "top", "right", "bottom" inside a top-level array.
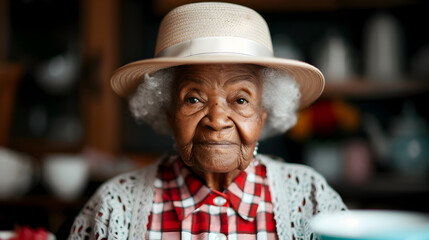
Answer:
[{"left": 119, "top": 0, "right": 429, "bottom": 213}]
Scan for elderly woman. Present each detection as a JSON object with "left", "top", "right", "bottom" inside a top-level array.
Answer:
[{"left": 69, "top": 2, "right": 346, "bottom": 240}]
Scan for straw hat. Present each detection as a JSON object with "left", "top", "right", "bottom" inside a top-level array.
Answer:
[{"left": 111, "top": 2, "right": 324, "bottom": 109}]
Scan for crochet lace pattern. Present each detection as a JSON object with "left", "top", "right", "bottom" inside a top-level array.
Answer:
[{"left": 68, "top": 154, "right": 346, "bottom": 240}]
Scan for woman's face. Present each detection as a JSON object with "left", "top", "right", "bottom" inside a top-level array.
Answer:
[{"left": 168, "top": 64, "right": 267, "bottom": 175}]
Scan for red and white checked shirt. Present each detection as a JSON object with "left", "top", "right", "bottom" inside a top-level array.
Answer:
[{"left": 146, "top": 155, "right": 278, "bottom": 240}]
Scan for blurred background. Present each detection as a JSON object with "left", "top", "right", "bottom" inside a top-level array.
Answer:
[{"left": 1, "top": 0, "right": 429, "bottom": 238}]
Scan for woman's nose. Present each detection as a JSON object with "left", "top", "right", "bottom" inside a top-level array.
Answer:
[{"left": 202, "top": 101, "right": 233, "bottom": 131}]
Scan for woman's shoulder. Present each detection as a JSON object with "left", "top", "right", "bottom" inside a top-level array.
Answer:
[
  {"left": 257, "top": 154, "right": 346, "bottom": 239},
  {"left": 68, "top": 156, "right": 165, "bottom": 240}
]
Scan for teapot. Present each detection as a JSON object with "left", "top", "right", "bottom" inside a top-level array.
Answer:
[{"left": 364, "top": 102, "right": 429, "bottom": 176}]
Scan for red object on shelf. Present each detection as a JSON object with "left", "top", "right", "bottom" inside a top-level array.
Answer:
[
  {"left": 1, "top": 226, "right": 48, "bottom": 240},
  {"left": 311, "top": 100, "right": 338, "bottom": 135}
]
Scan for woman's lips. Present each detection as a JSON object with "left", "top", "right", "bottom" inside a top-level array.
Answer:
[{"left": 194, "top": 141, "right": 237, "bottom": 146}]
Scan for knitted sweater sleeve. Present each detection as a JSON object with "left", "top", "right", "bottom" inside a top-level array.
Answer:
[
  {"left": 67, "top": 171, "right": 142, "bottom": 240},
  {"left": 67, "top": 158, "right": 160, "bottom": 240},
  {"left": 260, "top": 154, "right": 347, "bottom": 240}
]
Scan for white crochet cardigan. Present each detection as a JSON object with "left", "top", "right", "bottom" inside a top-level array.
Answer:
[{"left": 68, "top": 154, "right": 346, "bottom": 240}]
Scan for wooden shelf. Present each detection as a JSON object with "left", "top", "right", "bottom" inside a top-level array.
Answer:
[
  {"left": 0, "top": 194, "right": 88, "bottom": 234},
  {"left": 152, "top": 0, "right": 422, "bottom": 15},
  {"left": 322, "top": 78, "right": 429, "bottom": 99},
  {"left": 9, "top": 138, "right": 82, "bottom": 159},
  {"left": 0, "top": 195, "right": 87, "bottom": 210},
  {"left": 125, "top": 153, "right": 160, "bottom": 168}
]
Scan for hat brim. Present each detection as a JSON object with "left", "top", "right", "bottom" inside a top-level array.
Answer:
[{"left": 111, "top": 54, "right": 325, "bottom": 109}]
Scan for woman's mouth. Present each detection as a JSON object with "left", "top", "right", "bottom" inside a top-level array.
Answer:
[{"left": 194, "top": 141, "right": 236, "bottom": 146}]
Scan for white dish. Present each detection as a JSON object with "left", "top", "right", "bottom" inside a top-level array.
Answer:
[{"left": 311, "top": 210, "right": 429, "bottom": 240}]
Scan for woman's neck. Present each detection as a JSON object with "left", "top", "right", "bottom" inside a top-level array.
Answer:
[{"left": 193, "top": 168, "right": 242, "bottom": 192}]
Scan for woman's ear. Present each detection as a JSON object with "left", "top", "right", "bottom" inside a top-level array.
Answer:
[{"left": 261, "top": 109, "right": 267, "bottom": 127}]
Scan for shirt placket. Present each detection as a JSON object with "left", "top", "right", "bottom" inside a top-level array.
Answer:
[{"left": 210, "top": 192, "right": 229, "bottom": 240}]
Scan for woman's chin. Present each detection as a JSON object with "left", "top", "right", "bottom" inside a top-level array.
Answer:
[{"left": 192, "top": 147, "right": 241, "bottom": 173}]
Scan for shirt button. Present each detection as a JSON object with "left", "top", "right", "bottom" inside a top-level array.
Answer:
[
  {"left": 213, "top": 196, "right": 227, "bottom": 206},
  {"left": 215, "top": 233, "right": 227, "bottom": 240}
]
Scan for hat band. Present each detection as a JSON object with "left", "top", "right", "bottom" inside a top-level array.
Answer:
[{"left": 156, "top": 37, "right": 273, "bottom": 58}]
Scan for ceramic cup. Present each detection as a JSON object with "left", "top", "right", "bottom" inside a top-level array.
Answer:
[{"left": 43, "top": 154, "right": 89, "bottom": 200}]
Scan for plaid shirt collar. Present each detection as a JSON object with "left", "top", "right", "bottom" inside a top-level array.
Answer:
[{"left": 163, "top": 156, "right": 263, "bottom": 222}]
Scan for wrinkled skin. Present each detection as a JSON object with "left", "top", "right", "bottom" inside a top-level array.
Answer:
[{"left": 167, "top": 64, "right": 267, "bottom": 191}]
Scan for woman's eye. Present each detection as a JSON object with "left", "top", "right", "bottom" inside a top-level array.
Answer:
[
  {"left": 187, "top": 97, "right": 199, "bottom": 104},
  {"left": 236, "top": 98, "right": 248, "bottom": 104}
]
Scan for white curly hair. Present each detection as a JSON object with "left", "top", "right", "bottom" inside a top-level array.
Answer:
[{"left": 129, "top": 66, "right": 301, "bottom": 140}]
